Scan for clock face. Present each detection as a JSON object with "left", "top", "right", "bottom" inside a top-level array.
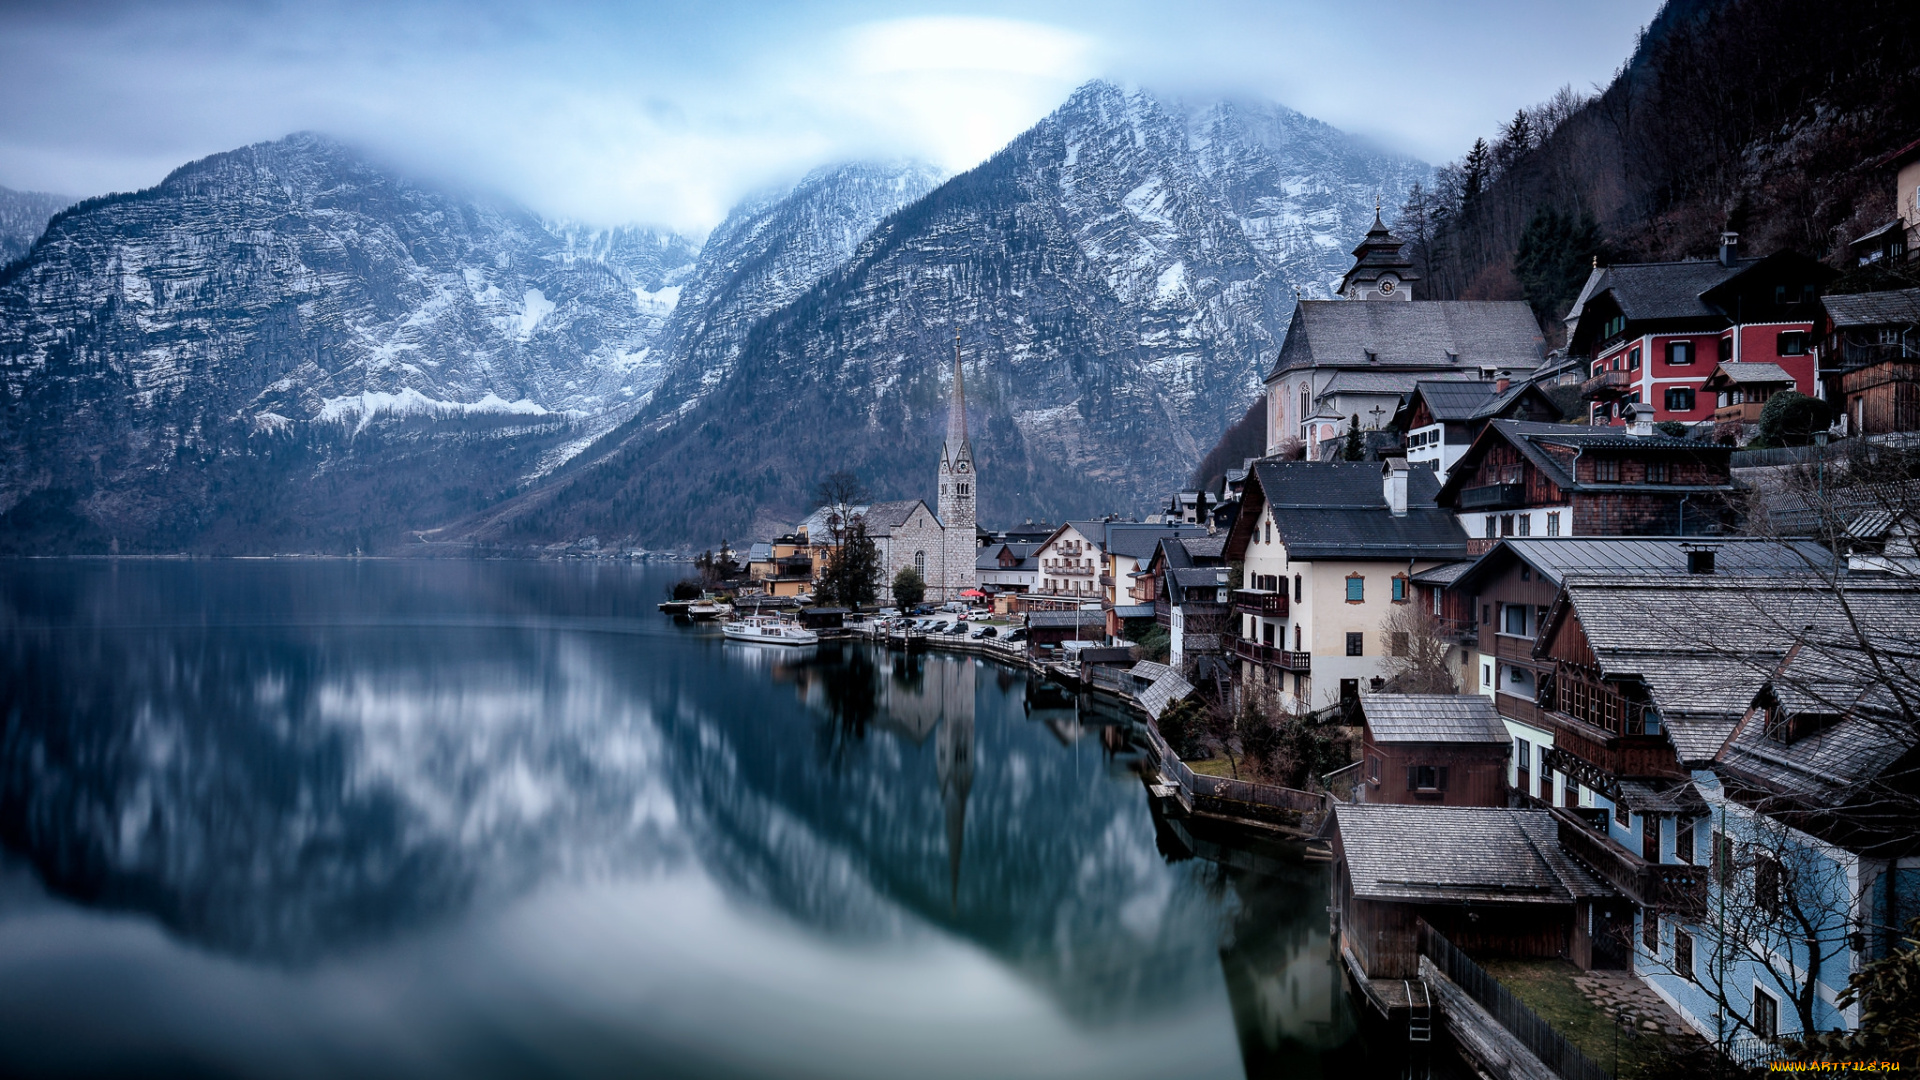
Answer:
[{"left": 1377, "top": 278, "right": 1396, "bottom": 295}]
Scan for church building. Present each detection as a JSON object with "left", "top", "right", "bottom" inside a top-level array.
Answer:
[{"left": 795, "top": 335, "right": 980, "bottom": 605}]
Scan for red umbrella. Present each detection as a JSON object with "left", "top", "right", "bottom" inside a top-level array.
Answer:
[{"left": 961, "top": 589, "right": 987, "bottom": 597}]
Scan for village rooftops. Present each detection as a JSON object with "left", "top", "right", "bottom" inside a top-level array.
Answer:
[
  {"left": 1564, "top": 250, "right": 1835, "bottom": 355},
  {"left": 1400, "top": 378, "right": 1564, "bottom": 424},
  {"left": 1433, "top": 419, "right": 1735, "bottom": 505},
  {"left": 1359, "top": 693, "right": 1510, "bottom": 744},
  {"left": 796, "top": 499, "right": 936, "bottom": 538},
  {"left": 1449, "top": 536, "right": 1835, "bottom": 594},
  {"left": 975, "top": 541, "right": 1039, "bottom": 572},
  {"left": 1334, "top": 804, "right": 1611, "bottom": 904},
  {"left": 1702, "top": 362, "right": 1794, "bottom": 386},
  {"left": 1230, "top": 460, "right": 1469, "bottom": 561},
  {"left": 1267, "top": 300, "right": 1547, "bottom": 379},
  {"left": 1024, "top": 610, "right": 1105, "bottom": 629},
  {"left": 1821, "top": 287, "right": 1920, "bottom": 329}
]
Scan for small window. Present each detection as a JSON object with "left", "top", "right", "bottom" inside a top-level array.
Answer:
[
  {"left": 1346, "top": 632, "right": 1364, "bottom": 656},
  {"left": 1406, "top": 765, "right": 1448, "bottom": 791},
  {"left": 1501, "top": 514, "right": 1515, "bottom": 537},
  {"left": 1481, "top": 604, "right": 1490, "bottom": 625},
  {"left": 1665, "top": 386, "right": 1696, "bottom": 412},
  {"left": 1520, "top": 566, "right": 1531, "bottom": 581},
  {"left": 1755, "top": 853, "right": 1783, "bottom": 915},
  {"left": 1503, "top": 604, "right": 1528, "bottom": 636},
  {"left": 1719, "top": 336, "right": 1734, "bottom": 362},
  {"left": 1753, "top": 987, "right": 1778, "bottom": 1041},
  {"left": 1431, "top": 586, "right": 1441, "bottom": 615},
  {"left": 1646, "top": 461, "right": 1670, "bottom": 483},
  {"left": 1485, "top": 515, "right": 1498, "bottom": 539},
  {"left": 1346, "top": 575, "right": 1364, "bottom": 603},
  {"left": 1547, "top": 511, "right": 1562, "bottom": 536},
  {"left": 1293, "top": 574, "right": 1302, "bottom": 603},
  {"left": 1777, "top": 331, "right": 1808, "bottom": 356},
  {"left": 1629, "top": 346, "right": 1642, "bottom": 370},
  {"left": 1676, "top": 821, "right": 1695, "bottom": 864},
  {"left": 1264, "top": 520, "right": 1271, "bottom": 545},
  {"left": 1644, "top": 910, "right": 1660, "bottom": 953},
  {"left": 1368, "top": 755, "right": 1381, "bottom": 783},
  {"left": 1614, "top": 799, "right": 1629, "bottom": 826},
  {"left": 1391, "top": 575, "right": 1409, "bottom": 603},
  {"left": 1675, "top": 929, "right": 1695, "bottom": 981},
  {"left": 1517, "top": 514, "right": 1532, "bottom": 537},
  {"left": 1594, "top": 459, "right": 1620, "bottom": 482},
  {"left": 1667, "top": 340, "right": 1694, "bottom": 365},
  {"left": 1516, "top": 740, "right": 1530, "bottom": 771}
]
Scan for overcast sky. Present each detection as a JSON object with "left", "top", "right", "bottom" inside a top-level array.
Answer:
[{"left": 0, "top": 0, "right": 1662, "bottom": 234}]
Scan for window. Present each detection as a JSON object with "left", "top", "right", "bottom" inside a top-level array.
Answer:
[
  {"left": 1675, "top": 929, "right": 1695, "bottom": 981},
  {"left": 1667, "top": 340, "right": 1694, "bottom": 365},
  {"left": 1294, "top": 624, "right": 1302, "bottom": 650},
  {"left": 1484, "top": 662, "right": 1493, "bottom": 685},
  {"left": 1719, "top": 336, "right": 1734, "bottom": 363},
  {"left": 1594, "top": 459, "right": 1620, "bottom": 482},
  {"left": 1629, "top": 346, "right": 1642, "bottom": 370},
  {"left": 1368, "top": 755, "right": 1380, "bottom": 783},
  {"left": 1753, "top": 987, "right": 1779, "bottom": 1041},
  {"left": 1503, "top": 604, "right": 1528, "bottom": 636},
  {"left": 1391, "top": 575, "right": 1409, "bottom": 603},
  {"left": 1300, "top": 385, "right": 1310, "bottom": 426},
  {"left": 1407, "top": 765, "right": 1448, "bottom": 791},
  {"left": 1547, "top": 511, "right": 1562, "bottom": 536},
  {"left": 1346, "top": 632, "right": 1364, "bottom": 656},
  {"left": 1517, "top": 513, "right": 1532, "bottom": 537},
  {"left": 1485, "top": 515, "right": 1498, "bottom": 539},
  {"left": 1644, "top": 910, "right": 1660, "bottom": 953},
  {"left": 1481, "top": 604, "right": 1491, "bottom": 625},
  {"left": 1391, "top": 631, "right": 1409, "bottom": 656},
  {"left": 1665, "top": 386, "right": 1696, "bottom": 412},
  {"left": 1264, "top": 520, "right": 1271, "bottom": 545},
  {"left": 1520, "top": 566, "right": 1531, "bottom": 581},
  {"left": 1263, "top": 623, "right": 1276, "bottom": 646},
  {"left": 1646, "top": 461, "right": 1670, "bottom": 483},
  {"left": 1294, "top": 574, "right": 1301, "bottom": 603},
  {"left": 1677, "top": 821, "right": 1695, "bottom": 865},
  {"left": 1777, "top": 331, "right": 1808, "bottom": 356},
  {"left": 914, "top": 550, "right": 926, "bottom": 578},
  {"left": 1346, "top": 575, "right": 1364, "bottom": 603},
  {"left": 1432, "top": 585, "right": 1442, "bottom": 615},
  {"left": 1755, "top": 853, "right": 1783, "bottom": 915},
  {"left": 1614, "top": 799, "right": 1630, "bottom": 827},
  {"left": 1714, "top": 830, "right": 1735, "bottom": 886},
  {"left": 1501, "top": 514, "right": 1515, "bottom": 536},
  {"left": 1517, "top": 740, "right": 1530, "bottom": 771}
]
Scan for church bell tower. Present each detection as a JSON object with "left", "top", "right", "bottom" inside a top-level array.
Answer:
[{"left": 937, "top": 332, "right": 978, "bottom": 601}]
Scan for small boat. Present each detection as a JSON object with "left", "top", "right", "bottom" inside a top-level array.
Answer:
[
  {"left": 722, "top": 614, "right": 819, "bottom": 645},
  {"left": 687, "top": 595, "right": 729, "bottom": 621}
]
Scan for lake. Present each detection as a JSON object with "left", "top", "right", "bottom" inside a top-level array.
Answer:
[{"left": 0, "top": 560, "right": 1367, "bottom": 1079}]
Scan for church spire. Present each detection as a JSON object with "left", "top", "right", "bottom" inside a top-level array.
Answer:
[{"left": 946, "top": 330, "right": 969, "bottom": 461}]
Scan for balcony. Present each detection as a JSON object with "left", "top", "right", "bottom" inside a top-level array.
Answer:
[
  {"left": 1230, "top": 637, "right": 1311, "bottom": 672},
  {"left": 1232, "top": 589, "right": 1289, "bottom": 617},
  {"left": 1049, "top": 565, "right": 1093, "bottom": 576},
  {"left": 1581, "top": 368, "right": 1634, "bottom": 400},
  {"left": 1551, "top": 807, "right": 1707, "bottom": 914},
  {"left": 1458, "top": 482, "right": 1526, "bottom": 510},
  {"left": 1712, "top": 401, "right": 1767, "bottom": 425},
  {"left": 1098, "top": 573, "right": 1115, "bottom": 587}
]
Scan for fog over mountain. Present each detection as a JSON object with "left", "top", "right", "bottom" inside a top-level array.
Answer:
[{"left": 0, "top": 82, "right": 1424, "bottom": 553}]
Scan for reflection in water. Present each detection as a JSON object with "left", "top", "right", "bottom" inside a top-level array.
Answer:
[{"left": 0, "top": 561, "right": 1362, "bottom": 1079}]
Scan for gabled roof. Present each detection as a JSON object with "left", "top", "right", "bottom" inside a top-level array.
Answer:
[
  {"left": 1335, "top": 805, "right": 1612, "bottom": 904},
  {"left": 1569, "top": 258, "right": 1755, "bottom": 324},
  {"left": 1403, "top": 378, "right": 1565, "bottom": 426},
  {"left": 1230, "top": 460, "right": 1469, "bottom": 561},
  {"left": 1822, "top": 288, "right": 1920, "bottom": 328},
  {"left": 796, "top": 499, "right": 935, "bottom": 539},
  {"left": 1702, "top": 362, "right": 1793, "bottom": 388},
  {"left": 1360, "top": 694, "right": 1510, "bottom": 744},
  {"left": 1269, "top": 300, "right": 1547, "bottom": 380},
  {"left": 1450, "top": 537, "right": 1835, "bottom": 594},
  {"left": 976, "top": 541, "right": 1039, "bottom": 571},
  {"left": 1025, "top": 610, "right": 1105, "bottom": 628},
  {"left": 1434, "top": 420, "right": 1733, "bottom": 506}
]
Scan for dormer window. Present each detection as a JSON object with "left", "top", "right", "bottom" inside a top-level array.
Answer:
[
  {"left": 1365, "top": 350, "right": 1378, "bottom": 363},
  {"left": 1764, "top": 703, "right": 1840, "bottom": 743}
]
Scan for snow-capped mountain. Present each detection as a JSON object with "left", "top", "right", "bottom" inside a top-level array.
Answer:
[
  {"left": 0, "top": 134, "right": 698, "bottom": 551},
  {"left": 0, "top": 186, "right": 74, "bottom": 266},
  {"left": 467, "top": 82, "right": 1429, "bottom": 549}
]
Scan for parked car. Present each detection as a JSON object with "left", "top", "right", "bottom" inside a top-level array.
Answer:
[
  {"left": 1005, "top": 627, "right": 1028, "bottom": 643},
  {"left": 970, "top": 626, "right": 997, "bottom": 640},
  {"left": 926, "top": 621, "right": 948, "bottom": 633},
  {"left": 966, "top": 608, "right": 991, "bottom": 621},
  {"left": 945, "top": 622, "right": 969, "bottom": 635}
]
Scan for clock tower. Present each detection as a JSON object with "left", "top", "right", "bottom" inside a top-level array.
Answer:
[{"left": 1337, "top": 204, "right": 1419, "bottom": 301}]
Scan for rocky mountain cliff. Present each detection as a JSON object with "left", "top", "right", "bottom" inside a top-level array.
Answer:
[
  {"left": 468, "top": 82, "right": 1427, "bottom": 547},
  {"left": 0, "top": 134, "right": 701, "bottom": 552},
  {"left": 0, "top": 186, "right": 73, "bottom": 266}
]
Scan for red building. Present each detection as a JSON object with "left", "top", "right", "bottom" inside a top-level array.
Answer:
[{"left": 1564, "top": 235, "right": 1834, "bottom": 427}]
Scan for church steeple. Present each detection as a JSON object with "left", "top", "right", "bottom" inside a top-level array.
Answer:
[
  {"left": 1338, "top": 199, "right": 1419, "bottom": 300},
  {"left": 936, "top": 330, "right": 977, "bottom": 602},
  {"left": 943, "top": 330, "right": 971, "bottom": 469}
]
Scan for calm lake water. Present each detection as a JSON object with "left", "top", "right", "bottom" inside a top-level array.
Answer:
[{"left": 0, "top": 560, "right": 1365, "bottom": 1079}]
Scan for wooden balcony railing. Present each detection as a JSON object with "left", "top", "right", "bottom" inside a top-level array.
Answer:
[
  {"left": 1232, "top": 589, "right": 1289, "bottom": 617},
  {"left": 1230, "top": 637, "right": 1311, "bottom": 672},
  {"left": 1581, "top": 369, "right": 1634, "bottom": 400},
  {"left": 1459, "top": 482, "right": 1526, "bottom": 510},
  {"left": 1551, "top": 807, "right": 1707, "bottom": 915}
]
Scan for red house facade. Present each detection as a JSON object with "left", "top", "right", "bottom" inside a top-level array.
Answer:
[{"left": 1564, "top": 237, "right": 1834, "bottom": 427}]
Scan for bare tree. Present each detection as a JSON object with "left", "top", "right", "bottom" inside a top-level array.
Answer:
[{"left": 1379, "top": 602, "right": 1460, "bottom": 693}]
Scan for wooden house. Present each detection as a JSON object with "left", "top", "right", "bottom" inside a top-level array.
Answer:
[
  {"left": 1356, "top": 694, "right": 1510, "bottom": 807},
  {"left": 1818, "top": 288, "right": 1920, "bottom": 436},
  {"left": 1394, "top": 376, "right": 1563, "bottom": 480},
  {"left": 1332, "top": 804, "right": 1619, "bottom": 978},
  {"left": 1432, "top": 416, "right": 1736, "bottom": 554},
  {"left": 1701, "top": 361, "right": 1795, "bottom": 439}
]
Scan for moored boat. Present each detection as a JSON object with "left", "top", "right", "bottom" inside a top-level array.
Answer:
[
  {"left": 722, "top": 614, "right": 819, "bottom": 645},
  {"left": 686, "top": 595, "right": 729, "bottom": 621}
]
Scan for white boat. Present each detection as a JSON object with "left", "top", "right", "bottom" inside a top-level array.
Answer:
[
  {"left": 722, "top": 614, "right": 819, "bottom": 645},
  {"left": 687, "top": 596, "right": 729, "bottom": 621}
]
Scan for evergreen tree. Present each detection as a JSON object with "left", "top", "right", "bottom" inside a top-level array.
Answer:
[
  {"left": 891, "top": 564, "right": 926, "bottom": 608},
  {"left": 1512, "top": 206, "right": 1601, "bottom": 323},
  {"left": 1342, "top": 416, "right": 1364, "bottom": 461},
  {"left": 1461, "top": 139, "right": 1492, "bottom": 203}
]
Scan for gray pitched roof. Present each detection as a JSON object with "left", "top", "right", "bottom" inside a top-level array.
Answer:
[
  {"left": 1438, "top": 420, "right": 1733, "bottom": 503},
  {"left": 1822, "top": 288, "right": 1920, "bottom": 328},
  {"left": 1136, "top": 666, "right": 1195, "bottom": 720},
  {"left": 1360, "top": 693, "right": 1511, "bottom": 743},
  {"left": 1408, "top": 378, "right": 1558, "bottom": 423},
  {"left": 1409, "top": 559, "right": 1473, "bottom": 586},
  {"left": 1248, "top": 461, "right": 1469, "bottom": 560},
  {"left": 1271, "top": 300, "right": 1547, "bottom": 379},
  {"left": 1451, "top": 537, "right": 1835, "bottom": 593},
  {"left": 1025, "top": 610, "right": 1105, "bottom": 629},
  {"left": 1571, "top": 259, "right": 1754, "bottom": 323},
  {"left": 1104, "top": 523, "right": 1208, "bottom": 560},
  {"left": 1705, "top": 362, "right": 1794, "bottom": 386},
  {"left": 1335, "top": 804, "right": 1612, "bottom": 904},
  {"left": 1178, "top": 536, "right": 1226, "bottom": 561},
  {"left": 1322, "top": 370, "right": 1476, "bottom": 396}
]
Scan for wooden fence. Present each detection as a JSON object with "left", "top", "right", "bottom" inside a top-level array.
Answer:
[{"left": 1419, "top": 921, "right": 1613, "bottom": 1080}]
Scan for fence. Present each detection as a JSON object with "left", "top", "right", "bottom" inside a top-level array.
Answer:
[
  {"left": 1418, "top": 921, "right": 1613, "bottom": 1080},
  {"left": 1135, "top": 715, "right": 1329, "bottom": 831},
  {"left": 1721, "top": 1035, "right": 1781, "bottom": 1071}
]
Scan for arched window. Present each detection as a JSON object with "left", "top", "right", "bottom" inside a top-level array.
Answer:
[
  {"left": 1299, "top": 384, "right": 1310, "bottom": 427},
  {"left": 914, "top": 551, "right": 926, "bottom": 578}
]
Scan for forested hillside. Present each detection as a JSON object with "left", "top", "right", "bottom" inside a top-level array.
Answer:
[{"left": 1401, "top": 0, "right": 1920, "bottom": 332}]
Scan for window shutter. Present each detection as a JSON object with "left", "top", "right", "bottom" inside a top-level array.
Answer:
[
  {"left": 1437, "top": 766, "right": 1450, "bottom": 791},
  {"left": 1406, "top": 766, "right": 1417, "bottom": 792}
]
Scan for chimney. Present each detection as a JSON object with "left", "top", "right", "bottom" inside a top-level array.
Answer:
[
  {"left": 1719, "top": 231, "right": 1741, "bottom": 268},
  {"left": 1382, "top": 457, "right": 1409, "bottom": 517},
  {"left": 1626, "top": 402, "right": 1657, "bottom": 437},
  {"left": 1495, "top": 370, "right": 1511, "bottom": 394}
]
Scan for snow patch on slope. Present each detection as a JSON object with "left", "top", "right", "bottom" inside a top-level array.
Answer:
[{"left": 317, "top": 389, "right": 550, "bottom": 434}]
